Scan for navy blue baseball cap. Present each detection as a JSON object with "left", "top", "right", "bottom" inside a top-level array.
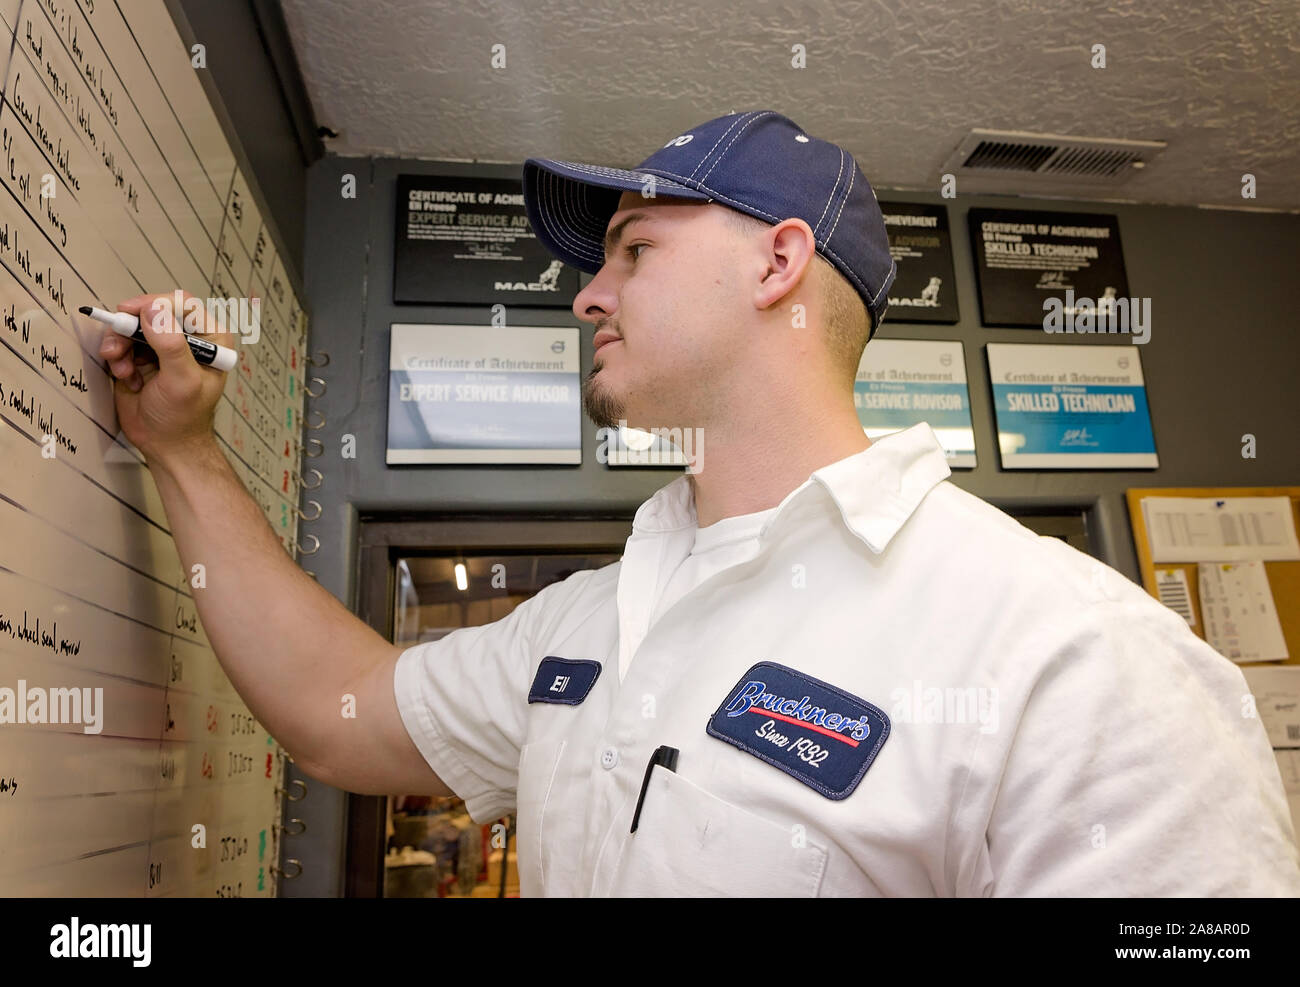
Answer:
[{"left": 522, "top": 109, "right": 896, "bottom": 331}]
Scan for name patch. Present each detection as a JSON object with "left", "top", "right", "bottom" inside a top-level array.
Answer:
[
  {"left": 706, "top": 661, "right": 890, "bottom": 799},
  {"left": 528, "top": 656, "right": 602, "bottom": 705}
]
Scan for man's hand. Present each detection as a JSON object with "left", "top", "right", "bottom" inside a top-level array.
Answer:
[{"left": 99, "top": 291, "right": 236, "bottom": 463}]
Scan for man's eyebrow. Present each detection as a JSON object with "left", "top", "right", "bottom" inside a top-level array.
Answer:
[{"left": 603, "top": 212, "right": 655, "bottom": 256}]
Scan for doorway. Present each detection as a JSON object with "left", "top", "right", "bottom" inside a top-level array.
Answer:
[{"left": 346, "top": 515, "right": 630, "bottom": 897}]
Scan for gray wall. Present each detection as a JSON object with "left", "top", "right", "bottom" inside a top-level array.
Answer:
[{"left": 290, "top": 153, "right": 1299, "bottom": 894}]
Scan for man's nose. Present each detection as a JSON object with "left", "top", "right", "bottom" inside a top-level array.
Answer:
[{"left": 572, "top": 265, "right": 617, "bottom": 324}]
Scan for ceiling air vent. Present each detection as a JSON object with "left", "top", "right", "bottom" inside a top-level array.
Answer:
[{"left": 939, "top": 129, "right": 1166, "bottom": 194}]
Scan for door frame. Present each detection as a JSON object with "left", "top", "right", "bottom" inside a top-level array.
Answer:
[{"left": 344, "top": 514, "right": 633, "bottom": 897}]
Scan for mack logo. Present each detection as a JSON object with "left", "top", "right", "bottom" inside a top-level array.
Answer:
[
  {"left": 495, "top": 281, "right": 558, "bottom": 292},
  {"left": 496, "top": 260, "right": 563, "bottom": 293},
  {"left": 889, "top": 276, "right": 943, "bottom": 308}
]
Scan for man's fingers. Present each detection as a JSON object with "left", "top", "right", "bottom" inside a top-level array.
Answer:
[
  {"left": 113, "top": 373, "right": 141, "bottom": 396},
  {"left": 109, "top": 291, "right": 244, "bottom": 381},
  {"left": 115, "top": 292, "right": 174, "bottom": 317},
  {"left": 99, "top": 332, "right": 129, "bottom": 359},
  {"left": 113, "top": 290, "right": 248, "bottom": 351},
  {"left": 137, "top": 298, "right": 202, "bottom": 378},
  {"left": 101, "top": 326, "right": 155, "bottom": 379}
]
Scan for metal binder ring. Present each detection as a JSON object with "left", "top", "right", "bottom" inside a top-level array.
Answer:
[
  {"left": 303, "top": 409, "right": 326, "bottom": 430},
  {"left": 273, "top": 859, "right": 304, "bottom": 879},
  {"left": 305, "top": 376, "right": 327, "bottom": 398},
  {"left": 295, "top": 467, "right": 323, "bottom": 490},
  {"left": 307, "top": 350, "right": 331, "bottom": 368},
  {"left": 294, "top": 533, "right": 320, "bottom": 556},
  {"left": 303, "top": 437, "right": 324, "bottom": 458},
  {"left": 276, "top": 817, "right": 307, "bottom": 837},
  {"left": 297, "top": 499, "right": 322, "bottom": 521},
  {"left": 277, "top": 778, "right": 309, "bottom": 801}
]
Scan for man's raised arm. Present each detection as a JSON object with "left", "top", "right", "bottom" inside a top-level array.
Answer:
[{"left": 101, "top": 291, "right": 448, "bottom": 796}]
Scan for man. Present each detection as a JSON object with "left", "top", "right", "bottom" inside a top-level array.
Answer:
[{"left": 103, "top": 110, "right": 1300, "bottom": 897}]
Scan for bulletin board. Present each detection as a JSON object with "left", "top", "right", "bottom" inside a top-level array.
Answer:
[{"left": 1126, "top": 487, "right": 1300, "bottom": 667}]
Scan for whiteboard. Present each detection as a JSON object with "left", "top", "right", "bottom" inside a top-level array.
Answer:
[{"left": 0, "top": 0, "right": 310, "bottom": 896}]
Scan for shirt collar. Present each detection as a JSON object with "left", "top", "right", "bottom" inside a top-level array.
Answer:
[{"left": 631, "top": 422, "right": 952, "bottom": 554}]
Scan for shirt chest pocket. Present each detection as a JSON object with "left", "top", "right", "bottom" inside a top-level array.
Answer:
[{"left": 604, "top": 767, "right": 829, "bottom": 897}]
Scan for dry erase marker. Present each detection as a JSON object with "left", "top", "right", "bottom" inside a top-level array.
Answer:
[{"left": 79, "top": 305, "right": 238, "bottom": 372}]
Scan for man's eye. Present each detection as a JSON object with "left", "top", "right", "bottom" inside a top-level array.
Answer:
[{"left": 627, "top": 243, "right": 647, "bottom": 260}]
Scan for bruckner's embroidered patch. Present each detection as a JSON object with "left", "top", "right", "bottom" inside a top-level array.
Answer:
[
  {"left": 528, "top": 656, "right": 602, "bottom": 705},
  {"left": 707, "top": 661, "right": 891, "bottom": 799}
]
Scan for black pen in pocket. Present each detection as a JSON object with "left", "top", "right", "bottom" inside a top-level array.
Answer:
[{"left": 630, "top": 745, "right": 679, "bottom": 834}]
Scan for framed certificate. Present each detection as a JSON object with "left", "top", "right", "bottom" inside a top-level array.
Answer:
[
  {"left": 986, "top": 343, "right": 1157, "bottom": 469},
  {"left": 387, "top": 323, "right": 582, "bottom": 464},
  {"left": 856, "top": 339, "right": 975, "bottom": 467},
  {"left": 879, "top": 202, "right": 959, "bottom": 323},
  {"left": 394, "top": 174, "right": 579, "bottom": 306},
  {"left": 969, "top": 208, "right": 1129, "bottom": 328}
]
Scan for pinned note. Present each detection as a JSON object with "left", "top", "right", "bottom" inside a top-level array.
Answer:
[
  {"left": 1241, "top": 666, "right": 1300, "bottom": 748},
  {"left": 1142, "top": 496, "right": 1300, "bottom": 563},
  {"left": 1198, "top": 561, "right": 1289, "bottom": 663},
  {"left": 1154, "top": 568, "right": 1194, "bottom": 625}
]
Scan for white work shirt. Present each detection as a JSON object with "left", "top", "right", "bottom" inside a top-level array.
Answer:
[
  {"left": 393, "top": 422, "right": 1300, "bottom": 897},
  {"left": 648, "top": 504, "right": 779, "bottom": 630}
]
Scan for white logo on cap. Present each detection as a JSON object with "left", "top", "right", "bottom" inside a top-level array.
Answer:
[
  {"left": 795, "top": 135, "right": 809, "bottom": 143},
  {"left": 663, "top": 134, "right": 694, "bottom": 148}
]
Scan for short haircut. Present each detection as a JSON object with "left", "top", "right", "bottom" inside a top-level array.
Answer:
[{"left": 718, "top": 208, "right": 871, "bottom": 383}]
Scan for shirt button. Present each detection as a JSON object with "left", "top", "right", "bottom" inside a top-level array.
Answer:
[{"left": 600, "top": 748, "right": 619, "bottom": 770}]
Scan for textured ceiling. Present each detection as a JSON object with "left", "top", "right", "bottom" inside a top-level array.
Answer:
[{"left": 280, "top": 0, "right": 1300, "bottom": 210}]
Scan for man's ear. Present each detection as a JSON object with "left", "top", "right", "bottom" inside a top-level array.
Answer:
[{"left": 755, "top": 218, "right": 817, "bottom": 309}]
